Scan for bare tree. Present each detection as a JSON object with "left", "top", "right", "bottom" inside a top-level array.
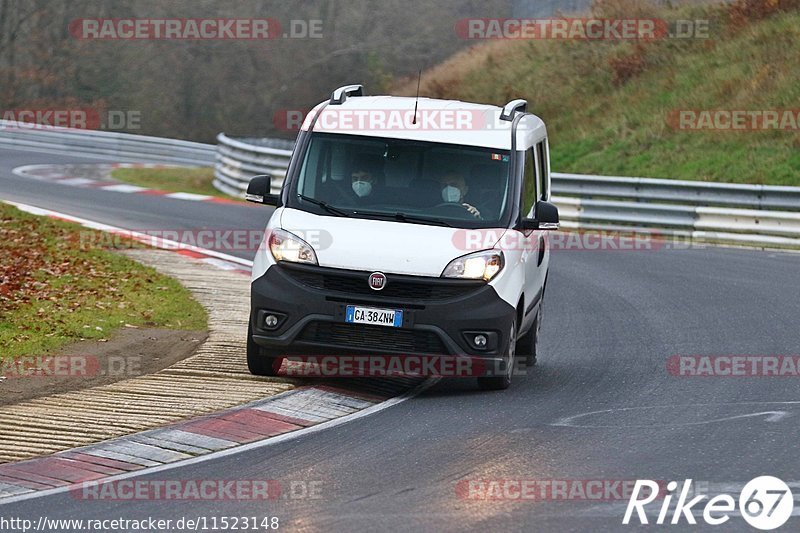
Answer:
[{"left": 0, "top": 0, "right": 515, "bottom": 140}]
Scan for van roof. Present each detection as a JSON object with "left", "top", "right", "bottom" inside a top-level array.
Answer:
[{"left": 300, "top": 95, "right": 546, "bottom": 150}]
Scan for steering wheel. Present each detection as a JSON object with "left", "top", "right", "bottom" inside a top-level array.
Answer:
[{"left": 433, "top": 202, "right": 481, "bottom": 219}]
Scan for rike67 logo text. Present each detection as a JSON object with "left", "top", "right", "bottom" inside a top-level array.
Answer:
[{"left": 623, "top": 476, "right": 793, "bottom": 530}]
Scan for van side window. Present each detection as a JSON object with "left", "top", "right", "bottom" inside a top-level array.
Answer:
[
  {"left": 522, "top": 147, "right": 536, "bottom": 218},
  {"left": 536, "top": 140, "right": 549, "bottom": 200}
]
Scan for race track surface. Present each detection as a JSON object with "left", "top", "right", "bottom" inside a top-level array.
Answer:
[{"left": 1, "top": 147, "right": 798, "bottom": 531}]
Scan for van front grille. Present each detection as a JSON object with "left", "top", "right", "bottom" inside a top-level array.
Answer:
[
  {"left": 280, "top": 264, "right": 482, "bottom": 301},
  {"left": 298, "top": 321, "right": 447, "bottom": 354}
]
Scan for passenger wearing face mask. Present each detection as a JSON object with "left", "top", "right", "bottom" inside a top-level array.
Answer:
[{"left": 439, "top": 173, "right": 481, "bottom": 218}]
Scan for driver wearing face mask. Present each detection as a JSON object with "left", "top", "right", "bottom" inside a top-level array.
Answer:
[
  {"left": 439, "top": 173, "right": 481, "bottom": 219},
  {"left": 347, "top": 154, "right": 384, "bottom": 202},
  {"left": 351, "top": 168, "right": 374, "bottom": 198}
]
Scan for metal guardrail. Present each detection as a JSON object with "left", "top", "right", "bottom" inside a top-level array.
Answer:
[
  {"left": 213, "top": 133, "right": 293, "bottom": 197},
  {"left": 213, "top": 135, "right": 800, "bottom": 248},
  {"left": 2, "top": 122, "right": 797, "bottom": 249},
  {"left": 552, "top": 173, "right": 800, "bottom": 211},
  {"left": 554, "top": 197, "right": 800, "bottom": 248},
  {"left": 550, "top": 177, "right": 800, "bottom": 247},
  {"left": 0, "top": 120, "right": 215, "bottom": 166}
]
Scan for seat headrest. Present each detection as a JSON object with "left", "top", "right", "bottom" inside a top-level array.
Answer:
[
  {"left": 469, "top": 163, "right": 503, "bottom": 182},
  {"left": 350, "top": 153, "right": 385, "bottom": 175}
]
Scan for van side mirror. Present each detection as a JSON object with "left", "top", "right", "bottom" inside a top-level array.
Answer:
[
  {"left": 246, "top": 175, "right": 280, "bottom": 206},
  {"left": 519, "top": 201, "right": 559, "bottom": 230}
]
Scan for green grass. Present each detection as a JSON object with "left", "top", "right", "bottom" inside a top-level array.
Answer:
[
  {"left": 393, "top": 2, "right": 800, "bottom": 185},
  {"left": 0, "top": 203, "right": 208, "bottom": 359},
  {"left": 111, "top": 167, "right": 242, "bottom": 200}
]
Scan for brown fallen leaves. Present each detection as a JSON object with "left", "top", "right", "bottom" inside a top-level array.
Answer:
[{"left": 0, "top": 206, "right": 131, "bottom": 318}]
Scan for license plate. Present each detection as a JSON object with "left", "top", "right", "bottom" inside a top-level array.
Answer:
[{"left": 345, "top": 305, "right": 403, "bottom": 327}]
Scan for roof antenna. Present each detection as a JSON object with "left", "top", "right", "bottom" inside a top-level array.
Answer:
[{"left": 412, "top": 68, "right": 422, "bottom": 125}]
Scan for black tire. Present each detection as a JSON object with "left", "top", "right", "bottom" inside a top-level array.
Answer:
[
  {"left": 247, "top": 324, "right": 284, "bottom": 376},
  {"left": 477, "top": 319, "right": 516, "bottom": 391},
  {"left": 518, "top": 301, "right": 543, "bottom": 367}
]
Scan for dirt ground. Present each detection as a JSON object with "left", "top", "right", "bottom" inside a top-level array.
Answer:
[{"left": 0, "top": 327, "right": 207, "bottom": 406}]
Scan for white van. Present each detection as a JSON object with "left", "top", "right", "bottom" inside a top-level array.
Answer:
[{"left": 246, "top": 85, "right": 558, "bottom": 390}]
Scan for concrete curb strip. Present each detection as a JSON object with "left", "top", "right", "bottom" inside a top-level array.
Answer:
[{"left": 0, "top": 383, "right": 423, "bottom": 501}]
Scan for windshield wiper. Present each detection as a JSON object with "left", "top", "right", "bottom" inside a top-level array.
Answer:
[
  {"left": 353, "top": 210, "right": 452, "bottom": 227},
  {"left": 297, "top": 194, "right": 349, "bottom": 217}
]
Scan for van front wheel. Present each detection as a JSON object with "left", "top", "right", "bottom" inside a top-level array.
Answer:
[
  {"left": 247, "top": 324, "right": 284, "bottom": 376},
  {"left": 477, "top": 320, "right": 516, "bottom": 391},
  {"left": 518, "top": 301, "right": 542, "bottom": 367}
]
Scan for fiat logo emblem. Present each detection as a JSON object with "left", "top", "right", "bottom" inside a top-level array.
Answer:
[{"left": 368, "top": 272, "right": 387, "bottom": 291}]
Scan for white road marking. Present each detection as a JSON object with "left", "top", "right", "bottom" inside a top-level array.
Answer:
[
  {"left": 551, "top": 401, "right": 800, "bottom": 428},
  {"left": 56, "top": 177, "right": 96, "bottom": 186},
  {"left": 11, "top": 163, "right": 63, "bottom": 180},
  {"left": 201, "top": 258, "right": 242, "bottom": 270},
  {"left": 165, "top": 192, "right": 213, "bottom": 201},
  {"left": 100, "top": 184, "right": 148, "bottom": 193}
]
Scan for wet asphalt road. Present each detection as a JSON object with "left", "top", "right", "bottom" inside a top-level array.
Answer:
[{"left": 1, "top": 147, "right": 799, "bottom": 531}]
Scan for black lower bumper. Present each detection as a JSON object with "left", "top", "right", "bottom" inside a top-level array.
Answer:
[{"left": 250, "top": 263, "right": 516, "bottom": 364}]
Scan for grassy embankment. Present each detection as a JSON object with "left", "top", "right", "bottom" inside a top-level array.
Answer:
[
  {"left": 393, "top": 0, "right": 800, "bottom": 185},
  {"left": 0, "top": 203, "right": 207, "bottom": 359},
  {"left": 110, "top": 167, "right": 241, "bottom": 200}
]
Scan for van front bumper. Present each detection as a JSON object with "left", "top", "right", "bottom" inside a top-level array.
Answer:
[{"left": 250, "top": 262, "right": 516, "bottom": 365}]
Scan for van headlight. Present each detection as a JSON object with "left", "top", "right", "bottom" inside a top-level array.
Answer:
[
  {"left": 441, "top": 250, "right": 504, "bottom": 281},
  {"left": 268, "top": 229, "right": 318, "bottom": 265}
]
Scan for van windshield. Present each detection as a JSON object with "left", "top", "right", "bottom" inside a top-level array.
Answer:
[{"left": 290, "top": 133, "right": 512, "bottom": 229}]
